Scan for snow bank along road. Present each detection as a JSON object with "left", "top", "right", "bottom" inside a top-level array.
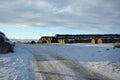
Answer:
[{"left": 22, "top": 43, "right": 120, "bottom": 80}]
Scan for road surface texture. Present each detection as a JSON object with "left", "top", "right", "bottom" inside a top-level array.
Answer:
[{"left": 22, "top": 44, "right": 113, "bottom": 80}]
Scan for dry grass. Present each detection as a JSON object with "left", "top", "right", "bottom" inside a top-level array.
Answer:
[{"left": 114, "top": 42, "right": 120, "bottom": 48}]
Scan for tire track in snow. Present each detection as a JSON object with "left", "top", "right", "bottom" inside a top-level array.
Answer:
[
  {"left": 37, "top": 45, "right": 112, "bottom": 80},
  {"left": 23, "top": 44, "right": 88, "bottom": 80},
  {"left": 23, "top": 44, "right": 64, "bottom": 80},
  {"left": 23, "top": 44, "right": 113, "bottom": 80}
]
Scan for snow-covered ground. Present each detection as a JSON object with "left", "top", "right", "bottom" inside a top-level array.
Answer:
[
  {"left": 35, "top": 43, "right": 120, "bottom": 80},
  {"left": 10, "top": 39, "right": 37, "bottom": 43},
  {"left": 0, "top": 44, "right": 34, "bottom": 80},
  {"left": 0, "top": 43, "right": 120, "bottom": 80}
]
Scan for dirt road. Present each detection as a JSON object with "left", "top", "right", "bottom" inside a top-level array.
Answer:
[{"left": 22, "top": 44, "right": 112, "bottom": 80}]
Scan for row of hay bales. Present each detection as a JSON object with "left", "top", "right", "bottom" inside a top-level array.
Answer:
[
  {"left": 37, "top": 37, "right": 120, "bottom": 44},
  {"left": 37, "top": 37, "right": 57, "bottom": 44},
  {"left": 58, "top": 38, "right": 102, "bottom": 44},
  {"left": 91, "top": 38, "right": 103, "bottom": 44},
  {"left": 91, "top": 38, "right": 120, "bottom": 44},
  {"left": 38, "top": 38, "right": 101, "bottom": 44},
  {"left": 38, "top": 39, "right": 67, "bottom": 44}
]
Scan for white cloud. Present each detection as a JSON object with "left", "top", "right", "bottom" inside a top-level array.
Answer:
[{"left": 36, "top": 0, "right": 52, "bottom": 9}]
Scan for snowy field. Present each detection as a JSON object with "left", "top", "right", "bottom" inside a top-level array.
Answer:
[
  {"left": 47, "top": 43, "right": 120, "bottom": 80},
  {"left": 29, "top": 43, "right": 120, "bottom": 80},
  {"left": 0, "top": 44, "right": 34, "bottom": 80},
  {"left": 0, "top": 43, "right": 120, "bottom": 80}
]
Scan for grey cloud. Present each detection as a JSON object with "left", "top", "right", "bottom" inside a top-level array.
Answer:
[{"left": 0, "top": 0, "right": 120, "bottom": 33}]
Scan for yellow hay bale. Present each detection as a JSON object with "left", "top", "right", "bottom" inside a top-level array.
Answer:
[
  {"left": 48, "top": 38, "right": 52, "bottom": 41},
  {"left": 97, "top": 38, "right": 103, "bottom": 44},
  {"left": 58, "top": 39, "right": 65, "bottom": 44},
  {"left": 91, "top": 38, "right": 96, "bottom": 44},
  {"left": 46, "top": 40, "right": 51, "bottom": 44},
  {"left": 41, "top": 38, "right": 46, "bottom": 41},
  {"left": 37, "top": 40, "right": 42, "bottom": 43}
]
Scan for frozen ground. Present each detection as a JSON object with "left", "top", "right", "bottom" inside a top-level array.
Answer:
[
  {"left": 24, "top": 43, "right": 120, "bottom": 80},
  {"left": 0, "top": 43, "right": 120, "bottom": 80},
  {"left": 0, "top": 44, "right": 34, "bottom": 80},
  {"left": 40, "top": 43, "right": 120, "bottom": 80}
]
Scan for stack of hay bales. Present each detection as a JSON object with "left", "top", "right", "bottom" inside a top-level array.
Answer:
[
  {"left": 91, "top": 38, "right": 103, "bottom": 44},
  {"left": 38, "top": 37, "right": 53, "bottom": 44},
  {"left": 0, "top": 32, "right": 14, "bottom": 53},
  {"left": 47, "top": 37, "right": 52, "bottom": 44},
  {"left": 58, "top": 39, "right": 65, "bottom": 44},
  {"left": 46, "top": 40, "right": 51, "bottom": 44},
  {"left": 37, "top": 39, "right": 42, "bottom": 43},
  {"left": 38, "top": 39, "right": 45, "bottom": 43},
  {"left": 48, "top": 37, "right": 52, "bottom": 41},
  {"left": 97, "top": 38, "right": 103, "bottom": 44},
  {"left": 91, "top": 38, "right": 96, "bottom": 44}
]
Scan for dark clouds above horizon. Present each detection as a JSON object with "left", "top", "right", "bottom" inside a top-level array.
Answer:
[{"left": 0, "top": 0, "right": 120, "bottom": 33}]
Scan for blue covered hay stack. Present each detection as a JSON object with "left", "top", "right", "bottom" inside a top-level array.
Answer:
[{"left": 0, "top": 32, "right": 14, "bottom": 53}]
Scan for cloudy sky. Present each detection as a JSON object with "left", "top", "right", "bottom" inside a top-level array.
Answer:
[{"left": 0, "top": 0, "right": 120, "bottom": 39}]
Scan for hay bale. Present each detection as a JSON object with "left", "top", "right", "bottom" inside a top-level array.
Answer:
[
  {"left": 91, "top": 38, "right": 96, "bottom": 44},
  {"left": 37, "top": 39, "right": 42, "bottom": 43},
  {"left": 46, "top": 40, "right": 51, "bottom": 44},
  {"left": 48, "top": 38, "right": 52, "bottom": 41},
  {"left": 97, "top": 38, "right": 103, "bottom": 44},
  {"left": 58, "top": 39, "right": 65, "bottom": 44},
  {"left": 114, "top": 42, "right": 120, "bottom": 48}
]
